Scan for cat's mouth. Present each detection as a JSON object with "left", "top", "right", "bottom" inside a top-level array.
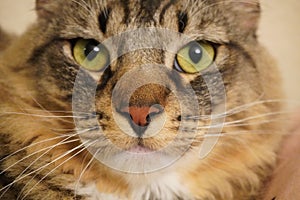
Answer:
[{"left": 127, "top": 144, "right": 154, "bottom": 154}]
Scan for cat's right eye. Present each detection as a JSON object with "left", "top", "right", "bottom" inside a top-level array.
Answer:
[
  {"left": 73, "top": 39, "right": 110, "bottom": 72},
  {"left": 174, "top": 41, "right": 215, "bottom": 74}
]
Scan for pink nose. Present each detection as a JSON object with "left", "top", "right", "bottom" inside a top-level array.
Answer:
[{"left": 121, "top": 106, "right": 161, "bottom": 126}]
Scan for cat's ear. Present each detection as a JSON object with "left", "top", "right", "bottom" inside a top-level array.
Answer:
[
  {"left": 36, "top": 0, "right": 59, "bottom": 18},
  {"left": 227, "top": 0, "right": 260, "bottom": 36}
]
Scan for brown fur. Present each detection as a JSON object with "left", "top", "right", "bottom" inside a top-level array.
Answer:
[
  {"left": 0, "top": 28, "right": 14, "bottom": 52},
  {"left": 0, "top": 0, "right": 284, "bottom": 199}
]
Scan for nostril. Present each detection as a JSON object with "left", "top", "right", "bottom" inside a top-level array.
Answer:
[
  {"left": 146, "top": 107, "right": 162, "bottom": 123},
  {"left": 146, "top": 114, "right": 151, "bottom": 124}
]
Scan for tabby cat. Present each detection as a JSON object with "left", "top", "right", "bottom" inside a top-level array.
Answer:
[{"left": 0, "top": 0, "right": 283, "bottom": 199}]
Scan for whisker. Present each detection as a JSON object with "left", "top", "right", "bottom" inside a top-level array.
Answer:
[
  {"left": 185, "top": 0, "right": 260, "bottom": 22},
  {"left": 0, "top": 127, "right": 93, "bottom": 164},
  {"left": 188, "top": 99, "right": 295, "bottom": 120},
  {"left": 19, "top": 140, "right": 96, "bottom": 200},
  {"left": 19, "top": 108, "right": 93, "bottom": 115},
  {"left": 0, "top": 134, "right": 73, "bottom": 163},
  {"left": 183, "top": 119, "right": 285, "bottom": 133},
  {"left": 196, "top": 118, "right": 288, "bottom": 130},
  {"left": 20, "top": 109, "right": 94, "bottom": 116},
  {"left": 0, "top": 140, "right": 91, "bottom": 197},
  {"left": 0, "top": 139, "right": 81, "bottom": 199},
  {"left": 71, "top": 0, "right": 98, "bottom": 20},
  {"left": 190, "top": 111, "right": 291, "bottom": 130},
  {"left": 205, "top": 129, "right": 286, "bottom": 137},
  {"left": 224, "top": 99, "right": 300, "bottom": 117},
  {"left": 74, "top": 150, "right": 99, "bottom": 198},
  {"left": 28, "top": 93, "right": 57, "bottom": 116},
  {"left": 50, "top": 128, "right": 76, "bottom": 132},
  {"left": 220, "top": 118, "right": 288, "bottom": 128},
  {"left": 0, "top": 138, "right": 80, "bottom": 198},
  {"left": 0, "top": 111, "right": 85, "bottom": 119},
  {"left": 14, "top": 94, "right": 86, "bottom": 124},
  {"left": 0, "top": 137, "right": 79, "bottom": 175},
  {"left": 0, "top": 127, "right": 95, "bottom": 198},
  {"left": 221, "top": 111, "right": 290, "bottom": 125}
]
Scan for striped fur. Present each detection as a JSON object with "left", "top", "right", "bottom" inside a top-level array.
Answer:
[{"left": 0, "top": 0, "right": 283, "bottom": 199}]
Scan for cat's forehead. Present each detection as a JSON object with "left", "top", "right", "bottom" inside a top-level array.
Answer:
[
  {"left": 50, "top": 0, "right": 259, "bottom": 45},
  {"left": 56, "top": 0, "right": 231, "bottom": 42},
  {"left": 71, "top": 0, "right": 219, "bottom": 21}
]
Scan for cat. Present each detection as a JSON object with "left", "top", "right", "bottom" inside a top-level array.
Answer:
[{"left": 0, "top": 0, "right": 284, "bottom": 199}]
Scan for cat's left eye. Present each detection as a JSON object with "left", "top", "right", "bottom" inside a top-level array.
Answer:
[
  {"left": 73, "top": 39, "right": 110, "bottom": 72},
  {"left": 174, "top": 41, "right": 215, "bottom": 74}
]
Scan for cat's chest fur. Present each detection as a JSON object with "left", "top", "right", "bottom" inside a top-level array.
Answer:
[{"left": 75, "top": 172, "right": 191, "bottom": 200}]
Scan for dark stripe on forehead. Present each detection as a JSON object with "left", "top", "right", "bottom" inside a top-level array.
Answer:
[
  {"left": 136, "top": 0, "right": 162, "bottom": 23},
  {"left": 177, "top": 11, "right": 188, "bottom": 33},
  {"left": 99, "top": 8, "right": 111, "bottom": 34},
  {"left": 159, "top": 0, "right": 177, "bottom": 24},
  {"left": 140, "top": 0, "right": 162, "bottom": 11},
  {"left": 120, "top": 0, "right": 130, "bottom": 24}
]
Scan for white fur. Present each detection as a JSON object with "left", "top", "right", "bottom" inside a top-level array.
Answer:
[
  {"left": 74, "top": 171, "right": 192, "bottom": 200},
  {"left": 75, "top": 183, "right": 122, "bottom": 200},
  {"left": 129, "top": 172, "right": 192, "bottom": 200}
]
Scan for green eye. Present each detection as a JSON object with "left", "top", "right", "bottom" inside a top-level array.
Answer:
[
  {"left": 175, "top": 41, "right": 215, "bottom": 74},
  {"left": 73, "top": 39, "right": 110, "bottom": 72}
]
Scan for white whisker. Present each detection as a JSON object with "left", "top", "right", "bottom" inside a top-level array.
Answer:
[
  {"left": 0, "top": 111, "right": 85, "bottom": 119},
  {"left": 19, "top": 140, "right": 96, "bottom": 200},
  {"left": 0, "top": 134, "right": 73, "bottom": 163},
  {"left": 188, "top": 99, "right": 295, "bottom": 121},
  {"left": 0, "top": 138, "right": 80, "bottom": 198},
  {"left": 0, "top": 127, "right": 95, "bottom": 198},
  {"left": 204, "top": 129, "right": 285, "bottom": 137},
  {"left": 0, "top": 137, "right": 79, "bottom": 176},
  {"left": 0, "top": 127, "right": 92, "bottom": 166},
  {"left": 0, "top": 140, "right": 91, "bottom": 197},
  {"left": 196, "top": 118, "right": 288, "bottom": 130},
  {"left": 71, "top": 0, "right": 98, "bottom": 20},
  {"left": 74, "top": 150, "right": 99, "bottom": 198}
]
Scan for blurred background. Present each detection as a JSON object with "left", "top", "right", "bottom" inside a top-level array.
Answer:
[{"left": 0, "top": 0, "right": 299, "bottom": 109}]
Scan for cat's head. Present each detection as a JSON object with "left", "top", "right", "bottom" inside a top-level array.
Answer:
[{"left": 21, "top": 0, "right": 281, "bottom": 173}]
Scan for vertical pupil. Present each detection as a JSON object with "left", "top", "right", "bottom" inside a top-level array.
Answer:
[
  {"left": 84, "top": 41, "right": 100, "bottom": 61},
  {"left": 189, "top": 43, "right": 202, "bottom": 63}
]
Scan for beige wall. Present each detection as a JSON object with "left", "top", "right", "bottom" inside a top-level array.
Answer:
[
  {"left": 0, "top": 0, "right": 36, "bottom": 34},
  {"left": 259, "top": 0, "right": 300, "bottom": 109},
  {"left": 0, "top": 0, "right": 299, "bottom": 108}
]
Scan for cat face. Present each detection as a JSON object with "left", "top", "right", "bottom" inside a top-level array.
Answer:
[
  {"left": 32, "top": 0, "right": 265, "bottom": 170},
  {"left": 31, "top": 0, "right": 271, "bottom": 171}
]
